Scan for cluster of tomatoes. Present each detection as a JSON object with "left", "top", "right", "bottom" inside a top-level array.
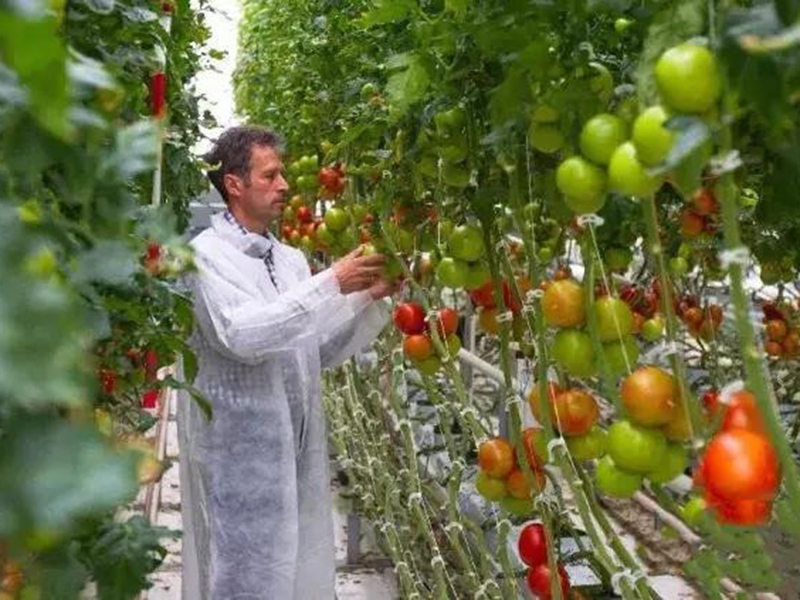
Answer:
[
  {"left": 617, "top": 281, "right": 667, "bottom": 342},
  {"left": 695, "top": 390, "right": 782, "bottom": 525},
  {"left": 281, "top": 195, "right": 373, "bottom": 257},
  {"left": 469, "top": 274, "right": 532, "bottom": 346},
  {"left": 554, "top": 43, "right": 720, "bottom": 213},
  {"left": 679, "top": 187, "right": 719, "bottom": 239},
  {"left": 762, "top": 301, "right": 800, "bottom": 359},
  {"left": 434, "top": 223, "right": 491, "bottom": 290},
  {"left": 286, "top": 153, "right": 321, "bottom": 193},
  {"left": 675, "top": 295, "right": 724, "bottom": 341},
  {"left": 317, "top": 163, "right": 346, "bottom": 198},
  {"left": 595, "top": 366, "right": 689, "bottom": 498},
  {"left": 517, "top": 522, "right": 571, "bottom": 600},
  {"left": 95, "top": 346, "right": 160, "bottom": 409},
  {"left": 393, "top": 302, "right": 461, "bottom": 375},
  {"left": 542, "top": 278, "right": 639, "bottom": 377},
  {"left": 475, "top": 430, "right": 548, "bottom": 516},
  {"left": 416, "top": 107, "right": 472, "bottom": 189}
]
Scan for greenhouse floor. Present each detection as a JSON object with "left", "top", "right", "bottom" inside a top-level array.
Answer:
[{"left": 141, "top": 392, "right": 398, "bottom": 600}]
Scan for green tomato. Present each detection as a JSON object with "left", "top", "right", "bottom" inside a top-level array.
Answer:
[
  {"left": 601, "top": 335, "right": 640, "bottom": 375},
  {"left": 464, "top": 262, "right": 492, "bottom": 290},
  {"left": 553, "top": 329, "right": 597, "bottom": 377},
  {"left": 418, "top": 155, "right": 440, "bottom": 179},
  {"left": 296, "top": 174, "right": 318, "bottom": 192},
  {"left": 324, "top": 207, "right": 350, "bottom": 232},
  {"left": 607, "top": 420, "right": 667, "bottom": 474},
  {"left": 436, "top": 256, "right": 469, "bottom": 288},
  {"left": 669, "top": 256, "right": 689, "bottom": 278},
  {"left": 579, "top": 113, "right": 628, "bottom": 165},
  {"left": 604, "top": 247, "right": 633, "bottom": 272},
  {"left": 648, "top": 443, "right": 688, "bottom": 484},
  {"left": 531, "top": 104, "right": 560, "bottom": 123},
  {"left": 538, "top": 246, "right": 554, "bottom": 262},
  {"left": 476, "top": 472, "right": 507, "bottom": 501},
  {"left": 596, "top": 455, "right": 643, "bottom": 498},
  {"left": 608, "top": 141, "right": 663, "bottom": 197},
  {"left": 437, "top": 133, "right": 469, "bottom": 163},
  {"left": 383, "top": 257, "right": 405, "bottom": 281},
  {"left": 680, "top": 496, "right": 707, "bottom": 526},
  {"left": 641, "top": 316, "right": 665, "bottom": 342},
  {"left": 416, "top": 356, "right": 442, "bottom": 376},
  {"left": 655, "top": 44, "right": 721, "bottom": 114},
  {"left": 499, "top": 496, "right": 534, "bottom": 517},
  {"left": 448, "top": 224, "right": 485, "bottom": 262},
  {"left": 614, "top": 17, "right": 633, "bottom": 34},
  {"left": 589, "top": 62, "right": 614, "bottom": 105},
  {"left": 564, "top": 194, "right": 607, "bottom": 215},
  {"left": 594, "top": 296, "right": 634, "bottom": 341},
  {"left": 632, "top": 105, "right": 674, "bottom": 166},
  {"left": 442, "top": 162, "right": 471, "bottom": 188},
  {"left": 556, "top": 156, "right": 607, "bottom": 205},
  {"left": 360, "top": 82, "right": 377, "bottom": 101},
  {"left": 528, "top": 123, "right": 565, "bottom": 154},
  {"left": 434, "top": 107, "right": 467, "bottom": 133},
  {"left": 566, "top": 427, "right": 607, "bottom": 461}
]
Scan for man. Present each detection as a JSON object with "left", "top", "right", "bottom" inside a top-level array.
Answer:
[{"left": 177, "top": 125, "right": 395, "bottom": 599}]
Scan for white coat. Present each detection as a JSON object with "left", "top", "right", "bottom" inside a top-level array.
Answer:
[{"left": 177, "top": 211, "right": 389, "bottom": 599}]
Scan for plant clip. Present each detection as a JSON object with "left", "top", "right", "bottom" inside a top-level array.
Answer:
[
  {"left": 496, "top": 519, "right": 513, "bottom": 533},
  {"left": 396, "top": 418, "right": 412, "bottom": 431},
  {"left": 445, "top": 521, "right": 464, "bottom": 533},
  {"left": 496, "top": 310, "right": 514, "bottom": 323},
  {"left": 611, "top": 568, "right": 647, "bottom": 594},
  {"left": 508, "top": 340, "right": 521, "bottom": 352},
  {"left": 719, "top": 246, "right": 751, "bottom": 269},
  {"left": 547, "top": 436, "right": 568, "bottom": 456},
  {"left": 393, "top": 560, "right": 409, "bottom": 574},
  {"left": 409, "top": 491, "right": 423, "bottom": 504},
  {"left": 709, "top": 150, "right": 743, "bottom": 176},
  {"left": 431, "top": 554, "right": 446, "bottom": 568},
  {"left": 526, "top": 288, "right": 545, "bottom": 302},
  {"left": 576, "top": 214, "right": 605, "bottom": 228},
  {"left": 504, "top": 395, "right": 524, "bottom": 412}
]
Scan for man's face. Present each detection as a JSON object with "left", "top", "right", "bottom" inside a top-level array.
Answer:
[{"left": 231, "top": 145, "right": 289, "bottom": 229}]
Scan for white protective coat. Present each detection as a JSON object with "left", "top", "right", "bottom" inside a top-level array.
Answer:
[{"left": 177, "top": 212, "right": 389, "bottom": 599}]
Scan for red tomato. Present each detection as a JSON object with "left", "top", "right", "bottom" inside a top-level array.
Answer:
[
  {"left": 542, "top": 279, "right": 585, "bottom": 328},
  {"left": 280, "top": 224, "right": 294, "bottom": 239},
  {"left": 762, "top": 302, "right": 785, "bottom": 321},
  {"left": 432, "top": 307, "right": 459, "bottom": 337},
  {"left": 502, "top": 280, "right": 522, "bottom": 313},
  {"left": 318, "top": 167, "right": 341, "bottom": 190},
  {"left": 144, "top": 348, "right": 159, "bottom": 383},
  {"left": 692, "top": 187, "right": 718, "bottom": 216},
  {"left": 98, "top": 368, "right": 116, "bottom": 395},
  {"left": 470, "top": 281, "right": 497, "bottom": 309},
  {"left": 296, "top": 206, "right": 313, "bottom": 224},
  {"left": 721, "top": 390, "right": 764, "bottom": 433},
  {"left": 403, "top": 334, "right": 433, "bottom": 361},
  {"left": 393, "top": 302, "right": 426, "bottom": 335},
  {"left": 701, "top": 389, "right": 720, "bottom": 419},
  {"left": 766, "top": 319, "right": 788, "bottom": 342},
  {"left": 147, "top": 242, "right": 162, "bottom": 262},
  {"left": 518, "top": 522, "right": 549, "bottom": 567},
  {"left": 702, "top": 429, "right": 780, "bottom": 501},
  {"left": 527, "top": 382, "right": 562, "bottom": 421},
  {"left": 478, "top": 437, "right": 515, "bottom": 479},
  {"left": 705, "top": 489, "right": 772, "bottom": 526},
  {"left": 526, "top": 563, "right": 570, "bottom": 599},
  {"left": 680, "top": 209, "right": 705, "bottom": 237}
]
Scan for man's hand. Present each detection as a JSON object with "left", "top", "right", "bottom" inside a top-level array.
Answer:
[
  {"left": 332, "top": 248, "right": 386, "bottom": 294},
  {"left": 368, "top": 275, "right": 403, "bottom": 300}
]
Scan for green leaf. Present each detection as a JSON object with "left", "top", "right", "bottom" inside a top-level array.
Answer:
[
  {"left": 636, "top": 0, "right": 706, "bottom": 106},
  {"left": 181, "top": 347, "right": 198, "bottom": 384},
  {"left": 0, "top": 414, "right": 138, "bottom": 538},
  {"left": 0, "top": 11, "right": 71, "bottom": 138},
  {"left": 445, "top": 0, "right": 468, "bottom": 17},
  {"left": 489, "top": 65, "right": 530, "bottom": 129},
  {"left": 73, "top": 240, "right": 139, "bottom": 287},
  {"left": 81, "top": 0, "right": 116, "bottom": 14},
  {"left": 359, "top": 0, "right": 415, "bottom": 27},
  {"left": 162, "top": 375, "right": 213, "bottom": 420},
  {"left": 100, "top": 121, "right": 158, "bottom": 180},
  {"left": 385, "top": 55, "right": 430, "bottom": 118},
  {"left": 651, "top": 116, "right": 711, "bottom": 175}
]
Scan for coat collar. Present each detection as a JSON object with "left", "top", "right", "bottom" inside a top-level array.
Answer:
[{"left": 211, "top": 211, "right": 275, "bottom": 260}]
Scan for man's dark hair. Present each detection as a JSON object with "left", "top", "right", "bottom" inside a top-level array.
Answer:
[{"left": 204, "top": 125, "right": 283, "bottom": 203}]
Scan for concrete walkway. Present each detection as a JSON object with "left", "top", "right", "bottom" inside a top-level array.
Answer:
[{"left": 142, "top": 392, "right": 398, "bottom": 599}]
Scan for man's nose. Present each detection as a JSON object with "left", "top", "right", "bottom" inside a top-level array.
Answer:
[{"left": 276, "top": 174, "right": 289, "bottom": 192}]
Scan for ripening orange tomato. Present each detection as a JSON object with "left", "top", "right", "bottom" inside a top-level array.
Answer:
[{"left": 478, "top": 438, "right": 515, "bottom": 479}]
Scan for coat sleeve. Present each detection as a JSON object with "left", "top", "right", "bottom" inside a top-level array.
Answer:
[
  {"left": 319, "top": 293, "right": 390, "bottom": 369},
  {"left": 191, "top": 250, "right": 343, "bottom": 364}
]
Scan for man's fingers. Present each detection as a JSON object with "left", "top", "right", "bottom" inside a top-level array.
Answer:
[{"left": 353, "top": 253, "right": 386, "bottom": 266}]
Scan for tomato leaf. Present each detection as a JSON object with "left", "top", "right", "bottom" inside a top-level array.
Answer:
[
  {"left": 652, "top": 116, "right": 711, "bottom": 175},
  {"left": 635, "top": 0, "right": 706, "bottom": 106},
  {"left": 385, "top": 54, "right": 430, "bottom": 118},
  {"left": 0, "top": 414, "right": 138, "bottom": 537},
  {"left": 359, "top": 0, "right": 415, "bottom": 27}
]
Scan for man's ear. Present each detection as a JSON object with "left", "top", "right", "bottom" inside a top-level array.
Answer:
[{"left": 223, "top": 173, "right": 243, "bottom": 201}]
